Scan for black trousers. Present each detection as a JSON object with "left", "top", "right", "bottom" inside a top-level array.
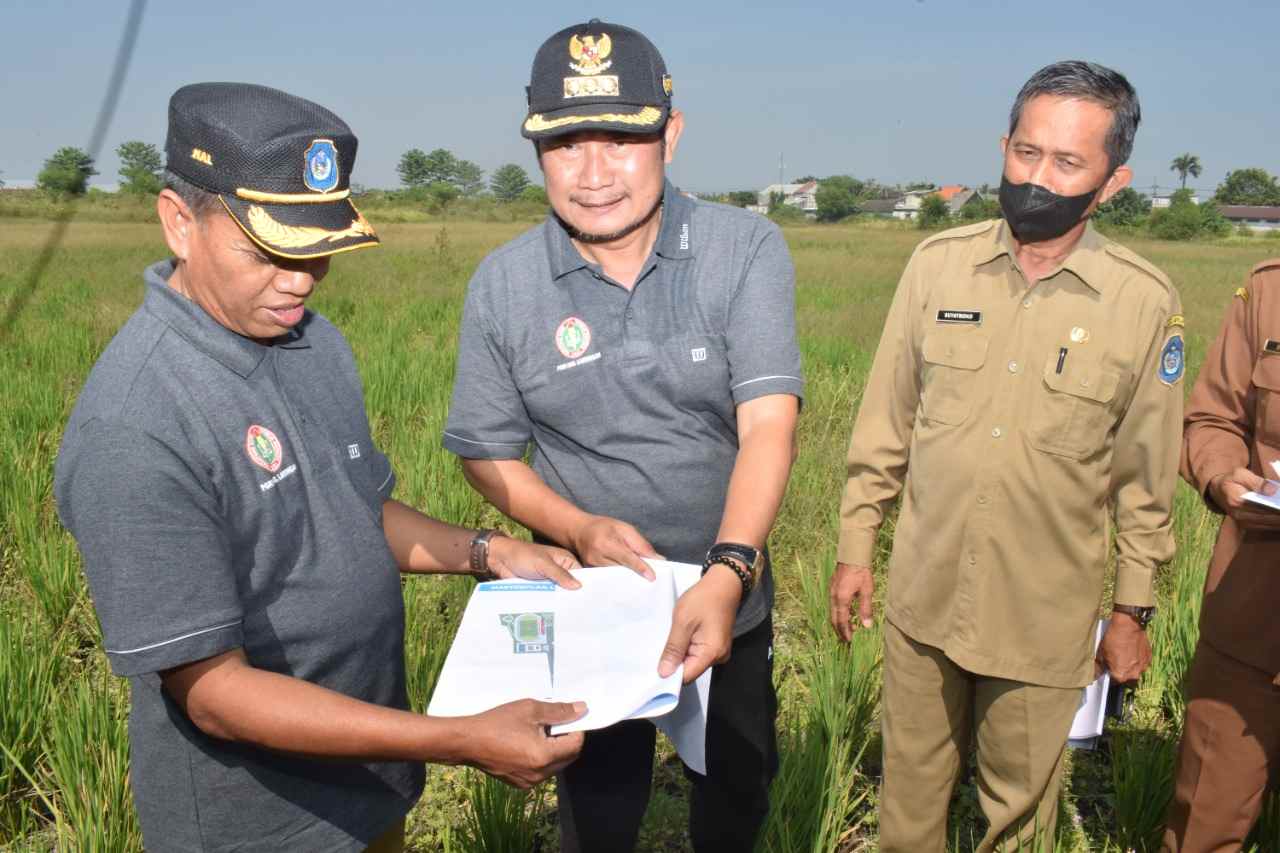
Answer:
[{"left": 556, "top": 615, "right": 778, "bottom": 852}]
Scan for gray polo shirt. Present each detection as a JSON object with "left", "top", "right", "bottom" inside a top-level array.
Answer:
[
  {"left": 444, "top": 182, "right": 803, "bottom": 634},
  {"left": 54, "top": 261, "right": 423, "bottom": 852}
]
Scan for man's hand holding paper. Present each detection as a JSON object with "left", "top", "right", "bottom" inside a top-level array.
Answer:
[{"left": 1216, "top": 460, "right": 1280, "bottom": 529}]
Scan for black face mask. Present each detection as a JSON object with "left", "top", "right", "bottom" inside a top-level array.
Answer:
[{"left": 998, "top": 175, "right": 1101, "bottom": 243}]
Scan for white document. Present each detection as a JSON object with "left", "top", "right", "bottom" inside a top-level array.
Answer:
[
  {"left": 1068, "top": 619, "right": 1110, "bottom": 748},
  {"left": 1242, "top": 462, "right": 1280, "bottom": 510},
  {"left": 427, "top": 559, "right": 712, "bottom": 773}
]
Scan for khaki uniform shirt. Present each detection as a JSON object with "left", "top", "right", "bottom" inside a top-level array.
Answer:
[
  {"left": 1181, "top": 260, "right": 1280, "bottom": 680},
  {"left": 837, "top": 220, "right": 1183, "bottom": 688}
]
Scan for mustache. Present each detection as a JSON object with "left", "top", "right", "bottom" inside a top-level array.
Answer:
[{"left": 558, "top": 194, "right": 664, "bottom": 245}]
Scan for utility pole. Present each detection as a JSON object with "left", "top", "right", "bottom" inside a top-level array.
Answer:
[{"left": 778, "top": 152, "right": 784, "bottom": 189}]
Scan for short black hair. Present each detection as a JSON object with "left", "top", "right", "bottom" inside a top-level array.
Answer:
[
  {"left": 1008, "top": 61, "right": 1140, "bottom": 172},
  {"left": 162, "top": 169, "right": 220, "bottom": 219}
]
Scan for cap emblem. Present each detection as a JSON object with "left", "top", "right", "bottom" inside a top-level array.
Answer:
[
  {"left": 662, "top": 74, "right": 673, "bottom": 96},
  {"left": 191, "top": 148, "right": 213, "bottom": 165},
  {"left": 568, "top": 33, "right": 612, "bottom": 75},
  {"left": 555, "top": 316, "right": 592, "bottom": 359},
  {"left": 303, "top": 139, "right": 340, "bottom": 193},
  {"left": 246, "top": 424, "right": 283, "bottom": 473}
]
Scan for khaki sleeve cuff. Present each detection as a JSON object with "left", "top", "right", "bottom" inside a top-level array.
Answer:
[
  {"left": 1114, "top": 563, "right": 1155, "bottom": 608},
  {"left": 836, "top": 528, "right": 878, "bottom": 568}
]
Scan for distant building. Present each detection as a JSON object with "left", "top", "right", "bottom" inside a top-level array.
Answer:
[
  {"left": 1151, "top": 192, "right": 1201, "bottom": 208},
  {"left": 860, "top": 198, "right": 901, "bottom": 217},
  {"left": 1218, "top": 205, "right": 1280, "bottom": 232},
  {"left": 748, "top": 181, "right": 818, "bottom": 215},
  {"left": 892, "top": 185, "right": 975, "bottom": 220}
]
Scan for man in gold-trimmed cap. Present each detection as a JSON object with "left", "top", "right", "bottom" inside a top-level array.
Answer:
[
  {"left": 54, "top": 82, "right": 588, "bottom": 852},
  {"left": 447, "top": 21, "right": 803, "bottom": 853}
]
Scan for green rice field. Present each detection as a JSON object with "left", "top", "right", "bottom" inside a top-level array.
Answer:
[{"left": 2, "top": 212, "right": 1279, "bottom": 851}]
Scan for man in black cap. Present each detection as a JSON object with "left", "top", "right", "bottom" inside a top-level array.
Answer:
[
  {"left": 444, "top": 21, "right": 803, "bottom": 852},
  {"left": 55, "top": 82, "right": 587, "bottom": 853}
]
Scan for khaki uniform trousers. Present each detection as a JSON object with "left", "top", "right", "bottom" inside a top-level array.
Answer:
[
  {"left": 1162, "top": 639, "right": 1280, "bottom": 852},
  {"left": 880, "top": 620, "right": 1081, "bottom": 853},
  {"left": 364, "top": 819, "right": 405, "bottom": 853}
]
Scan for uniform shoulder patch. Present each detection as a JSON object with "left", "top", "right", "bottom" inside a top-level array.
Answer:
[
  {"left": 1158, "top": 334, "right": 1185, "bottom": 386},
  {"left": 1166, "top": 314, "right": 1185, "bottom": 328}
]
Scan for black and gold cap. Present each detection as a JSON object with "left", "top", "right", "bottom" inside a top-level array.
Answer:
[
  {"left": 165, "top": 82, "right": 377, "bottom": 259},
  {"left": 521, "top": 20, "right": 672, "bottom": 140}
]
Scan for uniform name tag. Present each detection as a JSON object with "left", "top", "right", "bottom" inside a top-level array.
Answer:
[
  {"left": 936, "top": 310, "right": 982, "bottom": 325},
  {"left": 1264, "top": 339, "right": 1280, "bottom": 354}
]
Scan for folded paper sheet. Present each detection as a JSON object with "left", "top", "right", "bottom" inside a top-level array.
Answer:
[{"left": 427, "top": 560, "right": 712, "bottom": 773}]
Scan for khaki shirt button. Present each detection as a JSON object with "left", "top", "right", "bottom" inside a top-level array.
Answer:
[
  {"left": 1008, "top": 361, "right": 1019, "bottom": 373},
  {"left": 1022, "top": 298, "right": 1032, "bottom": 309},
  {"left": 1080, "top": 378, "right": 1090, "bottom": 388},
  {"left": 968, "top": 554, "right": 977, "bottom": 565},
  {"left": 977, "top": 495, "right": 988, "bottom": 504},
  {"left": 991, "top": 427, "right": 1003, "bottom": 438}
]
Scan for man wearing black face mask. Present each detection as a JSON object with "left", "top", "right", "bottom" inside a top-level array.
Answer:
[{"left": 829, "top": 61, "right": 1183, "bottom": 852}]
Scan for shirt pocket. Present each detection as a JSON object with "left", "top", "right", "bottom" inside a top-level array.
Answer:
[
  {"left": 920, "top": 332, "right": 989, "bottom": 426},
  {"left": 1029, "top": 352, "right": 1121, "bottom": 460},
  {"left": 1251, "top": 357, "right": 1280, "bottom": 448},
  {"left": 662, "top": 334, "right": 732, "bottom": 411}
]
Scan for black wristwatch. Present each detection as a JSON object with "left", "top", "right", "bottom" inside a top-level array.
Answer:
[
  {"left": 702, "top": 542, "right": 763, "bottom": 596},
  {"left": 1112, "top": 604, "right": 1156, "bottom": 629}
]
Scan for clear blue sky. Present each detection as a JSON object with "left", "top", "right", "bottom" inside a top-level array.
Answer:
[{"left": 4, "top": 0, "right": 1278, "bottom": 196}]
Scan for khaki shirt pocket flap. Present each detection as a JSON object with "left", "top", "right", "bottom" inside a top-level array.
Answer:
[
  {"left": 1042, "top": 356, "right": 1119, "bottom": 404},
  {"left": 923, "top": 335, "right": 989, "bottom": 371}
]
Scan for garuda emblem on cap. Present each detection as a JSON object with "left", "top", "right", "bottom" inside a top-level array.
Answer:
[
  {"left": 569, "top": 33, "right": 612, "bottom": 75},
  {"left": 304, "top": 139, "right": 340, "bottom": 193}
]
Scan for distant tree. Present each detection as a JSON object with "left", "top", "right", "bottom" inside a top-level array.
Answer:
[
  {"left": 767, "top": 190, "right": 786, "bottom": 214},
  {"left": 0, "top": 170, "right": 6, "bottom": 189},
  {"left": 917, "top": 194, "right": 950, "bottom": 229},
  {"left": 959, "top": 195, "right": 1001, "bottom": 221},
  {"left": 1215, "top": 168, "right": 1280, "bottom": 206},
  {"left": 725, "top": 190, "right": 757, "bottom": 208},
  {"left": 1149, "top": 189, "right": 1231, "bottom": 240},
  {"left": 793, "top": 175, "right": 818, "bottom": 184},
  {"left": 767, "top": 203, "right": 806, "bottom": 225},
  {"left": 905, "top": 181, "right": 937, "bottom": 192},
  {"left": 1095, "top": 187, "right": 1151, "bottom": 226},
  {"left": 814, "top": 175, "right": 863, "bottom": 222},
  {"left": 491, "top": 164, "right": 532, "bottom": 201},
  {"left": 422, "top": 148, "right": 459, "bottom": 186},
  {"left": 425, "top": 180, "right": 459, "bottom": 213},
  {"left": 1169, "top": 153, "right": 1202, "bottom": 190},
  {"left": 519, "top": 184, "right": 549, "bottom": 205},
  {"left": 37, "top": 146, "right": 97, "bottom": 195},
  {"left": 116, "top": 140, "right": 163, "bottom": 195},
  {"left": 453, "top": 159, "right": 485, "bottom": 196},
  {"left": 397, "top": 149, "right": 432, "bottom": 188}
]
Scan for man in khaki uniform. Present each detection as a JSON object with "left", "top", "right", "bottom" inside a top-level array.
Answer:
[
  {"left": 1163, "top": 260, "right": 1280, "bottom": 852},
  {"left": 830, "top": 61, "right": 1184, "bottom": 851}
]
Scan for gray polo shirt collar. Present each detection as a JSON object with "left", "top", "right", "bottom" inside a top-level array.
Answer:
[
  {"left": 141, "top": 260, "right": 308, "bottom": 378},
  {"left": 545, "top": 180, "right": 695, "bottom": 282}
]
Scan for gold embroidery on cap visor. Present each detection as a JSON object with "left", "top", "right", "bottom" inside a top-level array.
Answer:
[
  {"left": 563, "top": 75, "right": 619, "bottom": 98},
  {"left": 218, "top": 196, "right": 378, "bottom": 259},
  {"left": 235, "top": 187, "right": 351, "bottom": 204},
  {"left": 524, "top": 106, "right": 663, "bottom": 134}
]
